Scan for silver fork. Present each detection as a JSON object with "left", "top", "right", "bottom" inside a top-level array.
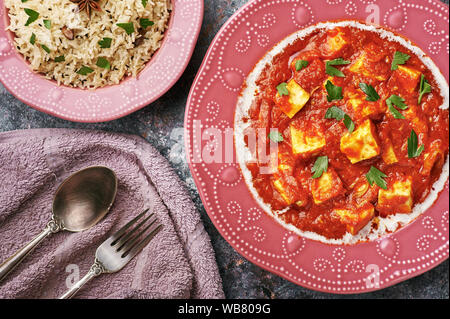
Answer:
[{"left": 59, "top": 209, "right": 162, "bottom": 299}]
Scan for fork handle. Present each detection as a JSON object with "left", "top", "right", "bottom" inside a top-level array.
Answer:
[{"left": 59, "top": 261, "right": 105, "bottom": 299}]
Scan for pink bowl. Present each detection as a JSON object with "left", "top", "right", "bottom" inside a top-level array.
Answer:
[
  {"left": 185, "top": 0, "right": 449, "bottom": 293},
  {"left": 0, "top": 0, "right": 203, "bottom": 122}
]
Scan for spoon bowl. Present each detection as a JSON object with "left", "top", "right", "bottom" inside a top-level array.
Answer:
[
  {"left": 53, "top": 167, "right": 118, "bottom": 232},
  {"left": 0, "top": 166, "right": 118, "bottom": 282}
]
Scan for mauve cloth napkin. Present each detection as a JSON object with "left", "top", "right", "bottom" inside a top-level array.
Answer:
[{"left": 0, "top": 128, "right": 224, "bottom": 299}]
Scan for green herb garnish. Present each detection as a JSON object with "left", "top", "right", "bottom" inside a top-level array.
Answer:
[
  {"left": 325, "top": 105, "right": 345, "bottom": 121},
  {"left": 40, "top": 44, "right": 50, "bottom": 53},
  {"left": 24, "top": 8, "right": 39, "bottom": 26},
  {"left": 343, "top": 114, "right": 355, "bottom": 133},
  {"left": 366, "top": 166, "right": 387, "bottom": 190},
  {"left": 325, "top": 58, "right": 350, "bottom": 77},
  {"left": 139, "top": 18, "right": 154, "bottom": 29},
  {"left": 43, "top": 19, "right": 51, "bottom": 29},
  {"left": 407, "top": 129, "right": 425, "bottom": 158},
  {"left": 98, "top": 37, "right": 112, "bottom": 48},
  {"left": 295, "top": 60, "right": 308, "bottom": 71},
  {"left": 325, "top": 80, "right": 343, "bottom": 102},
  {"left": 391, "top": 51, "right": 410, "bottom": 70},
  {"left": 142, "top": 0, "right": 148, "bottom": 7},
  {"left": 276, "top": 83, "right": 289, "bottom": 96},
  {"left": 324, "top": 106, "right": 354, "bottom": 133},
  {"left": 116, "top": 22, "right": 134, "bottom": 35},
  {"left": 312, "top": 156, "right": 328, "bottom": 179},
  {"left": 359, "top": 82, "right": 380, "bottom": 101},
  {"left": 96, "top": 57, "right": 110, "bottom": 70},
  {"left": 77, "top": 66, "right": 94, "bottom": 75},
  {"left": 54, "top": 55, "right": 65, "bottom": 62},
  {"left": 386, "top": 94, "right": 408, "bottom": 119},
  {"left": 30, "top": 33, "right": 36, "bottom": 45},
  {"left": 418, "top": 74, "right": 432, "bottom": 104},
  {"left": 268, "top": 131, "right": 284, "bottom": 143}
]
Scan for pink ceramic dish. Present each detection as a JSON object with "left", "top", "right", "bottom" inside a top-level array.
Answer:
[
  {"left": 0, "top": 0, "right": 203, "bottom": 123},
  {"left": 185, "top": 0, "right": 449, "bottom": 293}
]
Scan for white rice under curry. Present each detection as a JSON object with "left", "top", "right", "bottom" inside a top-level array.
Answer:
[{"left": 4, "top": 0, "right": 171, "bottom": 89}]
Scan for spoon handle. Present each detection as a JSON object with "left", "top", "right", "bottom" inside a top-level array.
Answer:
[{"left": 0, "top": 221, "right": 58, "bottom": 283}]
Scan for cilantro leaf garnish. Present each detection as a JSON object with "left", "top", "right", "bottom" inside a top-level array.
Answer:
[
  {"left": 359, "top": 82, "right": 380, "bottom": 101},
  {"left": 54, "top": 55, "right": 65, "bottom": 62},
  {"left": 343, "top": 114, "right": 355, "bottom": 133},
  {"left": 391, "top": 51, "right": 410, "bottom": 70},
  {"left": 30, "top": 33, "right": 36, "bottom": 45},
  {"left": 139, "top": 18, "right": 154, "bottom": 29},
  {"left": 40, "top": 44, "right": 50, "bottom": 53},
  {"left": 24, "top": 8, "right": 39, "bottom": 26},
  {"left": 295, "top": 60, "right": 308, "bottom": 71},
  {"left": 327, "top": 58, "right": 351, "bottom": 66},
  {"left": 96, "top": 57, "right": 110, "bottom": 70},
  {"left": 325, "top": 80, "right": 343, "bottom": 102},
  {"left": 312, "top": 156, "right": 328, "bottom": 179},
  {"left": 98, "top": 37, "right": 112, "bottom": 48},
  {"left": 325, "top": 106, "right": 345, "bottom": 121},
  {"left": 407, "top": 129, "right": 425, "bottom": 158},
  {"left": 276, "top": 83, "right": 289, "bottom": 96},
  {"left": 116, "top": 22, "right": 134, "bottom": 35},
  {"left": 386, "top": 94, "right": 408, "bottom": 119},
  {"left": 366, "top": 166, "right": 387, "bottom": 190},
  {"left": 268, "top": 131, "right": 284, "bottom": 143},
  {"left": 325, "top": 58, "right": 350, "bottom": 77},
  {"left": 142, "top": 0, "right": 148, "bottom": 7},
  {"left": 418, "top": 74, "right": 432, "bottom": 104},
  {"left": 43, "top": 19, "right": 51, "bottom": 29},
  {"left": 77, "top": 66, "right": 94, "bottom": 76},
  {"left": 324, "top": 106, "right": 354, "bottom": 133}
]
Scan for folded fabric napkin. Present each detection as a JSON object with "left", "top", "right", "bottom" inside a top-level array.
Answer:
[{"left": 0, "top": 129, "right": 224, "bottom": 299}]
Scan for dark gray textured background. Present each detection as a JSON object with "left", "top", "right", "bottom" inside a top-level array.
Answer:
[{"left": 0, "top": 0, "right": 448, "bottom": 298}]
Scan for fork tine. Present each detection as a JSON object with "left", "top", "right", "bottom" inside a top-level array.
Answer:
[
  {"left": 121, "top": 223, "right": 162, "bottom": 260},
  {"left": 109, "top": 209, "right": 149, "bottom": 244},
  {"left": 120, "top": 217, "right": 157, "bottom": 255},
  {"left": 114, "top": 213, "right": 155, "bottom": 250}
]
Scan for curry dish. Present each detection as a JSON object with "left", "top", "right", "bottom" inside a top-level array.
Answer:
[{"left": 237, "top": 22, "right": 449, "bottom": 241}]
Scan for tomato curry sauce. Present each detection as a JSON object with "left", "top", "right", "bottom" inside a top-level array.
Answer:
[{"left": 243, "top": 25, "right": 449, "bottom": 240}]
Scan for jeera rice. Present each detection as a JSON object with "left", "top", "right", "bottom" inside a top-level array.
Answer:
[{"left": 4, "top": 0, "right": 171, "bottom": 89}]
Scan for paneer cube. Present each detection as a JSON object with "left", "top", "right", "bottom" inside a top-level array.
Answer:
[
  {"left": 349, "top": 177, "right": 378, "bottom": 205},
  {"left": 421, "top": 140, "right": 444, "bottom": 176},
  {"left": 273, "top": 176, "right": 307, "bottom": 206},
  {"left": 340, "top": 119, "right": 381, "bottom": 164},
  {"left": 290, "top": 124, "right": 326, "bottom": 156},
  {"left": 334, "top": 203, "right": 375, "bottom": 235},
  {"left": 349, "top": 53, "right": 388, "bottom": 81},
  {"left": 345, "top": 90, "right": 386, "bottom": 119},
  {"left": 393, "top": 65, "right": 421, "bottom": 93},
  {"left": 273, "top": 179, "right": 293, "bottom": 205},
  {"left": 377, "top": 176, "right": 413, "bottom": 217},
  {"left": 269, "top": 146, "right": 295, "bottom": 176},
  {"left": 274, "top": 79, "right": 310, "bottom": 118},
  {"left": 311, "top": 168, "right": 345, "bottom": 204},
  {"left": 326, "top": 28, "right": 349, "bottom": 55},
  {"left": 381, "top": 139, "right": 398, "bottom": 164}
]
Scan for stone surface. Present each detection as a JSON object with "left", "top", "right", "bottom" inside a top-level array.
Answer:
[{"left": 0, "top": 0, "right": 448, "bottom": 299}]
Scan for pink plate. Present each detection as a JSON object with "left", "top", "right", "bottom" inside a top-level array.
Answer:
[
  {"left": 185, "top": 0, "right": 449, "bottom": 293},
  {"left": 0, "top": 0, "right": 203, "bottom": 122}
]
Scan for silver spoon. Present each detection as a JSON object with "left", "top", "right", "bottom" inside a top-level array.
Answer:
[{"left": 0, "top": 166, "right": 118, "bottom": 283}]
